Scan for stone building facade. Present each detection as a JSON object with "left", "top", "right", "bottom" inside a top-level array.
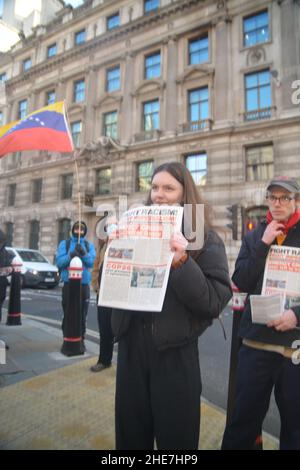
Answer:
[{"left": 0, "top": 0, "right": 299, "bottom": 269}]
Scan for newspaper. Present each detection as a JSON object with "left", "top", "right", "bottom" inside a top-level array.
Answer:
[
  {"left": 98, "top": 205, "right": 183, "bottom": 312},
  {"left": 250, "top": 245, "right": 300, "bottom": 324},
  {"left": 250, "top": 293, "right": 284, "bottom": 324}
]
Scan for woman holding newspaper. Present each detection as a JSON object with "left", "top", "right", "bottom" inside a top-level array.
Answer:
[
  {"left": 111, "top": 162, "right": 232, "bottom": 450},
  {"left": 222, "top": 177, "right": 300, "bottom": 450}
]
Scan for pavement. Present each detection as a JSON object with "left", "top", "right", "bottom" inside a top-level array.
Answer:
[{"left": 0, "top": 309, "right": 279, "bottom": 451}]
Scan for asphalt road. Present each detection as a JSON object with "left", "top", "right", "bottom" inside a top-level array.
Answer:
[{"left": 7, "top": 285, "right": 280, "bottom": 439}]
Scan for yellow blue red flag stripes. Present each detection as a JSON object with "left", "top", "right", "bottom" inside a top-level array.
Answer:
[{"left": 0, "top": 101, "right": 74, "bottom": 157}]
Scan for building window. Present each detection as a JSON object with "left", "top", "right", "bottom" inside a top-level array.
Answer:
[
  {"left": 185, "top": 153, "right": 207, "bottom": 186},
  {"left": 189, "top": 35, "right": 209, "bottom": 65},
  {"left": 23, "top": 58, "right": 32, "bottom": 71},
  {"left": 136, "top": 161, "right": 154, "bottom": 192},
  {"left": 243, "top": 10, "right": 269, "bottom": 47},
  {"left": 106, "top": 66, "right": 120, "bottom": 92},
  {"left": 47, "top": 43, "right": 57, "bottom": 58},
  {"left": 189, "top": 87, "right": 209, "bottom": 123},
  {"left": 143, "top": 100, "right": 159, "bottom": 131},
  {"left": 7, "top": 183, "right": 16, "bottom": 207},
  {"left": 245, "top": 70, "right": 271, "bottom": 120},
  {"left": 46, "top": 90, "right": 56, "bottom": 105},
  {"left": 103, "top": 111, "right": 118, "bottom": 139},
  {"left": 58, "top": 218, "right": 71, "bottom": 244},
  {"left": 95, "top": 168, "right": 112, "bottom": 195},
  {"left": 18, "top": 99, "right": 27, "bottom": 119},
  {"left": 145, "top": 52, "right": 161, "bottom": 79},
  {"left": 5, "top": 222, "right": 14, "bottom": 247},
  {"left": 75, "top": 29, "right": 86, "bottom": 45},
  {"left": 71, "top": 121, "right": 82, "bottom": 148},
  {"left": 0, "top": 72, "right": 6, "bottom": 83},
  {"left": 61, "top": 174, "right": 73, "bottom": 200},
  {"left": 32, "top": 179, "right": 43, "bottom": 203},
  {"left": 144, "top": 0, "right": 159, "bottom": 14},
  {"left": 107, "top": 12, "right": 120, "bottom": 30},
  {"left": 29, "top": 220, "right": 40, "bottom": 250},
  {"left": 73, "top": 79, "right": 85, "bottom": 102},
  {"left": 246, "top": 145, "right": 274, "bottom": 181}
]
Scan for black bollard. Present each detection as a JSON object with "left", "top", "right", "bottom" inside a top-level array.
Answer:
[
  {"left": 61, "top": 256, "right": 85, "bottom": 356},
  {"left": 6, "top": 258, "right": 22, "bottom": 326}
]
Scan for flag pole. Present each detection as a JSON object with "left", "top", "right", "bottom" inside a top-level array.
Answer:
[
  {"left": 73, "top": 150, "right": 81, "bottom": 244},
  {"left": 63, "top": 100, "right": 81, "bottom": 244}
]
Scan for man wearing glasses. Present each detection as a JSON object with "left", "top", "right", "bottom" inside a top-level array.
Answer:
[{"left": 222, "top": 177, "right": 300, "bottom": 450}]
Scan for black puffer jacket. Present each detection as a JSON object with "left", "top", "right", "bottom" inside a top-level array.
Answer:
[
  {"left": 0, "top": 230, "right": 11, "bottom": 268},
  {"left": 111, "top": 230, "right": 232, "bottom": 350},
  {"left": 233, "top": 220, "right": 300, "bottom": 347},
  {"left": 0, "top": 230, "right": 12, "bottom": 286}
]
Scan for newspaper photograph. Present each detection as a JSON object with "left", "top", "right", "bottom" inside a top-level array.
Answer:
[
  {"left": 98, "top": 205, "right": 183, "bottom": 312},
  {"left": 257, "top": 245, "right": 300, "bottom": 321}
]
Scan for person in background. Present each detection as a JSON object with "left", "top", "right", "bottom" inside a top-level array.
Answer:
[
  {"left": 222, "top": 177, "right": 300, "bottom": 450},
  {"left": 90, "top": 217, "right": 116, "bottom": 372},
  {"left": 0, "top": 230, "right": 13, "bottom": 323},
  {"left": 56, "top": 221, "right": 96, "bottom": 345},
  {"left": 111, "top": 162, "right": 232, "bottom": 450}
]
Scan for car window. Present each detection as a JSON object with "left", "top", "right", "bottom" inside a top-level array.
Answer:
[{"left": 17, "top": 250, "right": 48, "bottom": 263}]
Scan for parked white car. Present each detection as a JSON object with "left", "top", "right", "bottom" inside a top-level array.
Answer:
[{"left": 6, "top": 247, "right": 59, "bottom": 288}]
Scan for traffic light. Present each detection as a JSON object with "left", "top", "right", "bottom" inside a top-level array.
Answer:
[
  {"left": 226, "top": 204, "right": 239, "bottom": 240},
  {"left": 245, "top": 219, "right": 256, "bottom": 232}
]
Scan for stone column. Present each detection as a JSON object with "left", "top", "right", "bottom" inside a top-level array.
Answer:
[
  {"left": 280, "top": 0, "right": 299, "bottom": 110},
  {"left": 213, "top": 17, "right": 232, "bottom": 126},
  {"left": 165, "top": 36, "right": 178, "bottom": 137},
  {"left": 122, "top": 52, "right": 135, "bottom": 144},
  {"left": 56, "top": 78, "right": 67, "bottom": 102},
  {"left": 85, "top": 65, "right": 97, "bottom": 143}
]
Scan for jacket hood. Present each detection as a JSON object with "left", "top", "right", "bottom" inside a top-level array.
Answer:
[{"left": 71, "top": 221, "right": 87, "bottom": 237}]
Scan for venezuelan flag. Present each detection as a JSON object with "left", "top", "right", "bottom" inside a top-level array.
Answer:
[{"left": 0, "top": 101, "right": 74, "bottom": 157}]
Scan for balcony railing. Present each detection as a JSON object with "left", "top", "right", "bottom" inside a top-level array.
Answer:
[
  {"left": 134, "top": 129, "right": 161, "bottom": 143},
  {"left": 179, "top": 119, "right": 212, "bottom": 134},
  {"left": 243, "top": 107, "right": 274, "bottom": 122}
]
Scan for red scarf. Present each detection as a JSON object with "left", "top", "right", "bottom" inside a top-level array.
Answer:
[{"left": 266, "top": 209, "right": 300, "bottom": 234}]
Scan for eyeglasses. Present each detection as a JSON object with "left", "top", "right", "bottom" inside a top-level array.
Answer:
[{"left": 266, "top": 195, "right": 295, "bottom": 205}]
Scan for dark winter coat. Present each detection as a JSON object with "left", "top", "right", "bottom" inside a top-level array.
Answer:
[
  {"left": 233, "top": 220, "right": 300, "bottom": 348},
  {"left": 111, "top": 229, "right": 232, "bottom": 351},
  {"left": 0, "top": 230, "right": 13, "bottom": 287}
]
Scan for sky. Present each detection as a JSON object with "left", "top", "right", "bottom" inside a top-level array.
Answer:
[{"left": 66, "top": 0, "right": 84, "bottom": 7}]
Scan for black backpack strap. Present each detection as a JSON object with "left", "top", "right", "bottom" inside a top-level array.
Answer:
[
  {"left": 65, "top": 238, "right": 71, "bottom": 254},
  {"left": 84, "top": 240, "right": 90, "bottom": 253}
]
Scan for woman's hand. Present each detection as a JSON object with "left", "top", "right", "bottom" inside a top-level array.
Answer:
[{"left": 170, "top": 232, "right": 188, "bottom": 265}]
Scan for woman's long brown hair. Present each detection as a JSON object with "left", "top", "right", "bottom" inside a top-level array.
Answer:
[{"left": 145, "top": 162, "right": 212, "bottom": 259}]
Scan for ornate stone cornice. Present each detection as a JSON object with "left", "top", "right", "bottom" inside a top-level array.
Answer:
[
  {"left": 132, "top": 79, "right": 166, "bottom": 97},
  {"left": 77, "top": 136, "right": 128, "bottom": 163},
  {"left": 5, "top": 0, "right": 205, "bottom": 88},
  {"left": 67, "top": 103, "right": 86, "bottom": 114},
  {"left": 176, "top": 64, "right": 214, "bottom": 84},
  {"left": 93, "top": 94, "right": 123, "bottom": 109}
]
